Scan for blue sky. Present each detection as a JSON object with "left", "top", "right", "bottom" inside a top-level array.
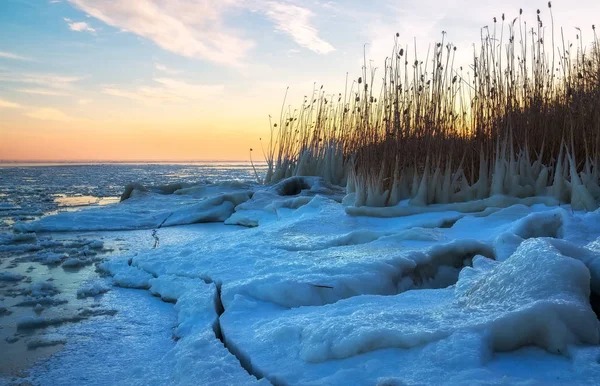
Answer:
[{"left": 0, "top": 0, "right": 598, "bottom": 160}]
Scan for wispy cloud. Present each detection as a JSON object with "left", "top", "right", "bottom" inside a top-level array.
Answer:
[
  {"left": 103, "top": 77, "right": 224, "bottom": 104},
  {"left": 0, "top": 73, "right": 82, "bottom": 89},
  {"left": 17, "top": 88, "right": 69, "bottom": 96},
  {"left": 67, "top": 0, "right": 334, "bottom": 66},
  {"left": 0, "top": 51, "right": 31, "bottom": 61},
  {"left": 0, "top": 98, "right": 21, "bottom": 109},
  {"left": 261, "top": 2, "right": 334, "bottom": 54},
  {"left": 102, "top": 87, "right": 165, "bottom": 103},
  {"left": 64, "top": 18, "right": 96, "bottom": 34},
  {"left": 26, "top": 107, "right": 86, "bottom": 122},
  {"left": 68, "top": 0, "right": 253, "bottom": 67},
  {"left": 155, "top": 64, "right": 181, "bottom": 75}
]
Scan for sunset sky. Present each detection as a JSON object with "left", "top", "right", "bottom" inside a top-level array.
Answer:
[{"left": 0, "top": 0, "right": 597, "bottom": 161}]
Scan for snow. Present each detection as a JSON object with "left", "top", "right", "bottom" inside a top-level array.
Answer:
[
  {"left": 4, "top": 175, "right": 600, "bottom": 385},
  {"left": 225, "top": 176, "right": 345, "bottom": 227},
  {"left": 106, "top": 272, "right": 266, "bottom": 385},
  {"left": 218, "top": 240, "right": 598, "bottom": 384},
  {"left": 153, "top": 278, "right": 265, "bottom": 385}
]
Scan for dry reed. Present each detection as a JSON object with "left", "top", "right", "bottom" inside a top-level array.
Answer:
[{"left": 264, "top": 4, "right": 600, "bottom": 211}]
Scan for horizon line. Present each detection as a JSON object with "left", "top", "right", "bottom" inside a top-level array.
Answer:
[{"left": 0, "top": 159, "right": 263, "bottom": 164}]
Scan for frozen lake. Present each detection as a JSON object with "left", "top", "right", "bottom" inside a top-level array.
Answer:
[
  {"left": 0, "top": 163, "right": 263, "bottom": 383},
  {"left": 1, "top": 162, "right": 599, "bottom": 385}
]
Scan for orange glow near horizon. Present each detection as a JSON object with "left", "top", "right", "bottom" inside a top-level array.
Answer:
[{"left": 0, "top": 117, "right": 269, "bottom": 162}]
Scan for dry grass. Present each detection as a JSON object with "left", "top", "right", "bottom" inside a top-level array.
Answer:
[{"left": 265, "top": 4, "right": 600, "bottom": 210}]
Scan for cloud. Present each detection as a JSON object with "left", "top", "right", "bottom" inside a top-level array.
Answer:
[
  {"left": 78, "top": 99, "right": 92, "bottom": 105},
  {"left": 67, "top": 1, "right": 334, "bottom": 66},
  {"left": 261, "top": 1, "right": 335, "bottom": 54},
  {"left": 0, "top": 51, "right": 30, "bottom": 61},
  {"left": 64, "top": 18, "right": 96, "bottom": 34},
  {"left": 0, "top": 98, "right": 21, "bottom": 109},
  {"left": 0, "top": 73, "right": 82, "bottom": 89},
  {"left": 155, "top": 64, "right": 181, "bottom": 75},
  {"left": 26, "top": 107, "right": 85, "bottom": 122},
  {"left": 68, "top": 0, "right": 253, "bottom": 67},
  {"left": 102, "top": 87, "right": 163, "bottom": 103},
  {"left": 102, "top": 77, "right": 224, "bottom": 104},
  {"left": 17, "top": 88, "right": 69, "bottom": 96}
]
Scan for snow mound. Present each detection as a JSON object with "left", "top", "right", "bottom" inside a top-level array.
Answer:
[{"left": 225, "top": 176, "right": 345, "bottom": 227}]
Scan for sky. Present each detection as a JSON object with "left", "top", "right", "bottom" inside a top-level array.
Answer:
[{"left": 0, "top": 0, "right": 598, "bottom": 161}]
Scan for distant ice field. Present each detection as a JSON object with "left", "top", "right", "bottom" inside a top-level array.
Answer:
[{"left": 0, "top": 162, "right": 266, "bottom": 231}]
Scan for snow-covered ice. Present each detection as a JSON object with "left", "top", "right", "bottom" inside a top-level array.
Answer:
[{"left": 2, "top": 167, "right": 600, "bottom": 385}]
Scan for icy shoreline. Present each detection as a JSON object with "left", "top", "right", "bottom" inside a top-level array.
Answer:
[{"left": 2, "top": 176, "right": 600, "bottom": 385}]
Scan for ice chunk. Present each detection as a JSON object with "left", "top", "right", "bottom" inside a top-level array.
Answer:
[
  {"left": 61, "top": 257, "right": 93, "bottom": 268},
  {"left": 15, "top": 191, "right": 252, "bottom": 232},
  {"left": 99, "top": 259, "right": 153, "bottom": 289},
  {"left": 27, "top": 334, "right": 67, "bottom": 349},
  {"left": 222, "top": 239, "right": 598, "bottom": 373},
  {"left": 149, "top": 275, "right": 208, "bottom": 303},
  {"left": 77, "top": 281, "right": 111, "bottom": 298},
  {"left": 28, "top": 281, "right": 59, "bottom": 297},
  {"left": 167, "top": 329, "right": 268, "bottom": 385},
  {"left": 146, "top": 275, "right": 266, "bottom": 385},
  {"left": 34, "top": 251, "right": 67, "bottom": 265},
  {"left": 0, "top": 272, "right": 25, "bottom": 282}
]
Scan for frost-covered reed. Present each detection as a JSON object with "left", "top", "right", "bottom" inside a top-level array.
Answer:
[{"left": 265, "top": 4, "right": 600, "bottom": 210}]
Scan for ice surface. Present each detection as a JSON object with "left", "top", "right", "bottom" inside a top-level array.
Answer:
[
  {"left": 5, "top": 174, "right": 600, "bottom": 385},
  {"left": 146, "top": 275, "right": 266, "bottom": 385},
  {"left": 15, "top": 190, "right": 252, "bottom": 232},
  {"left": 218, "top": 239, "right": 598, "bottom": 384}
]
